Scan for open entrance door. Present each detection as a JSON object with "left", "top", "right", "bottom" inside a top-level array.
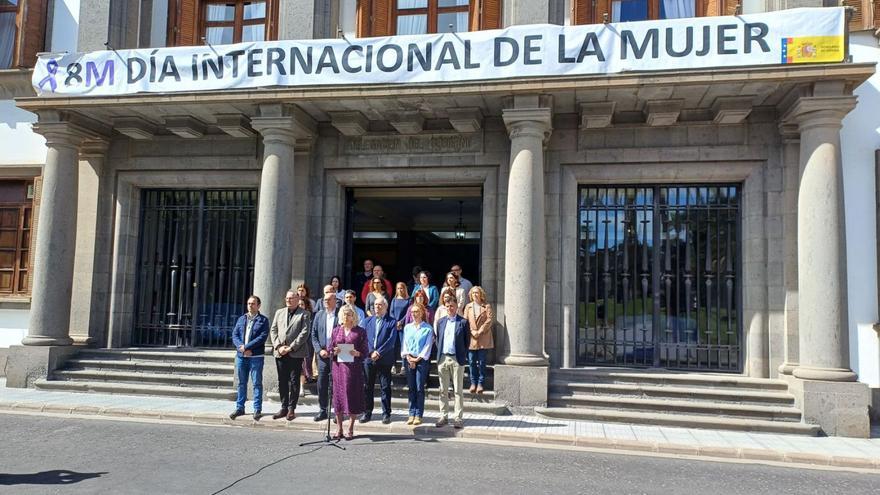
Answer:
[{"left": 344, "top": 187, "right": 482, "bottom": 290}]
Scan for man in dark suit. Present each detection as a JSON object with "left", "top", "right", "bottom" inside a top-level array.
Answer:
[
  {"left": 230, "top": 295, "right": 270, "bottom": 421},
  {"left": 359, "top": 296, "right": 397, "bottom": 424},
  {"left": 434, "top": 295, "right": 469, "bottom": 429},
  {"left": 269, "top": 290, "right": 312, "bottom": 421},
  {"left": 310, "top": 288, "right": 338, "bottom": 422}
]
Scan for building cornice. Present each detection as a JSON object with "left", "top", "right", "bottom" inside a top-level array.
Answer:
[{"left": 13, "top": 63, "right": 877, "bottom": 111}]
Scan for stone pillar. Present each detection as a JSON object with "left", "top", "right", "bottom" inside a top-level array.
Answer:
[
  {"left": 782, "top": 89, "right": 871, "bottom": 437},
  {"left": 494, "top": 95, "right": 552, "bottom": 410},
  {"left": 23, "top": 122, "right": 92, "bottom": 346},
  {"left": 7, "top": 119, "right": 95, "bottom": 388},
  {"left": 787, "top": 96, "right": 856, "bottom": 382},
  {"left": 70, "top": 139, "right": 110, "bottom": 346},
  {"left": 778, "top": 124, "right": 800, "bottom": 376},
  {"left": 250, "top": 105, "right": 315, "bottom": 313}
]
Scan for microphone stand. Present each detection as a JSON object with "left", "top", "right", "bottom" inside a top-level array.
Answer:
[{"left": 299, "top": 353, "right": 345, "bottom": 451}]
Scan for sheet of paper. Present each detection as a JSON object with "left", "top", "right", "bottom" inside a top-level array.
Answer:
[{"left": 336, "top": 343, "right": 354, "bottom": 363}]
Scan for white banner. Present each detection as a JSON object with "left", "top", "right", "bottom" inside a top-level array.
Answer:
[{"left": 32, "top": 7, "right": 845, "bottom": 98}]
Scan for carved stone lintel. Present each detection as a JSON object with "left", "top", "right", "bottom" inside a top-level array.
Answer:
[
  {"left": 216, "top": 114, "right": 256, "bottom": 138},
  {"left": 165, "top": 115, "right": 207, "bottom": 139},
  {"left": 112, "top": 117, "right": 158, "bottom": 140},
  {"left": 711, "top": 96, "right": 754, "bottom": 125},
  {"left": 643, "top": 99, "right": 683, "bottom": 127},
  {"left": 389, "top": 111, "right": 425, "bottom": 135},
  {"left": 329, "top": 111, "right": 370, "bottom": 136},
  {"left": 579, "top": 101, "right": 615, "bottom": 129},
  {"left": 447, "top": 107, "right": 483, "bottom": 134}
]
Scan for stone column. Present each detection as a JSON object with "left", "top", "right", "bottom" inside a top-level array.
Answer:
[
  {"left": 23, "top": 122, "right": 92, "bottom": 346},
  {"left": 786, "top": 96, "right": 857, "bottom": 382},
  {"left": 782, "top": 89, "right": 871, "bottom": 437},
  {"left": 494, "top": 95, "right": 552, "bottom": 410},
  {"left": 250, "top": 105, "right": 315, "bottom": 313},
  {"left": 777, "top": 124, "right": 800, "bottom": 375},
  {"left": 7, "top": 119, "right": 94, "bottom": 387}
]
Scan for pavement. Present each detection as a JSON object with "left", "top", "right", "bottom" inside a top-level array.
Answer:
[
  {"left": 2, "top": 414, "right": 879, "bottom": 495},
  {"left": 1, "top": 378, "right": 879, "bottom": 472}
]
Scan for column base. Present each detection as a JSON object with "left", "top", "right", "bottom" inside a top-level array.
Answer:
[
  {"left": 499, "top": 353, "right": 549, "bottom": 367},
  {"left": 781, "top": 374, "right": 871, "bottom": 438},
  {"left": 792, "top": 365, "right": 857, "bottom": 382},
  {"left": 5, "top": 345, "right": 79, "bottom": 388},
  {"left": 71, "top": 335, "right": 96, "bottom": 346},
  {"left": 777, "top": 361, "right": 798, "bottom": 375},
  {"left": 493, "top": 364, "right": 548, "bottom": 412},
  {"left": 21, "top": 335, "right": 74, "bottom": 346}
]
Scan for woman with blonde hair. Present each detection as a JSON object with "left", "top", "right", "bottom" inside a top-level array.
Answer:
[
  {"left": 464, "top": 286, "right": 494, "bottom": 394},
  {"left": 401, "top": 303, "right": 433, "bottom": 425},
  {"left": 329, "top": 305, "right": 369, "bottom": 440}
]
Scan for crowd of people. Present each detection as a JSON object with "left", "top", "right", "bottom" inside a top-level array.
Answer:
[{"left": 228, "top": 260, "right": 495, "bottom": 440}]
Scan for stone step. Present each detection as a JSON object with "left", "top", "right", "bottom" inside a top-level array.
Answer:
[
  {"left": 551, "top": 369, "right": 789, "bottom": 391},
  {"left": 534, "top": 406, "right": 821, "bottom": 436},
  {"left": 267, "top": 391, "right": 508, "bottom": 416},
  {"left": 547, "top": 394, "right": 804, "bottom": 422},
  {"left": 64, "top": 359, "right": 231, "bottom": 375},
  {"left": 33, "top": 379, "right": 237, "bottom": 400},
  {"left": 77, "top": 349, "right": 233, "bottom": 364},
  {"left": 549, "top": 381, "right": 795, "bottom": 406},
  {"left": 51, "top": 369, "right": 232, "bottom": 388}
]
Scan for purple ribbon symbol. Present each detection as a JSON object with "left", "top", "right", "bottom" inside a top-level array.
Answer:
[{"left": 38, "top": 60, "right": 59, "bottom": 91}]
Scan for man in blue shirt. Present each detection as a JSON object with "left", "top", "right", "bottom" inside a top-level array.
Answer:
[{"left": 230, "top": 295, "right": 270, "bottom": 421}]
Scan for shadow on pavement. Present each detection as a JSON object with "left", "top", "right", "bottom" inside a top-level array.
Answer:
[{"left": 0, "top": 470, "right": 107, "bottom": 486}]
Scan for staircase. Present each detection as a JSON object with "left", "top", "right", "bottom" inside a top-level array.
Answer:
[
  {"left": 535, "top": 368, "right": 821, "bottom": 436},
  {"left": 34, "top": 349, "right": 236, "bottom": 400},
  {"left": 34, "top": 348, "right": 508, "bottom": 415}
]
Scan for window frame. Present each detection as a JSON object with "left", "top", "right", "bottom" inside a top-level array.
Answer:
[
  {"left": 0, "top": 180, "right": 34, "bottom": 298},
  {"left": 392, "top": 0, "right": 471, "bottom": 35},
  {"left": 572, "top": 0, "right": 710, "bottom": 25},
  {"left": 200, "top": 0, "right": 270, "bottom": 44}
]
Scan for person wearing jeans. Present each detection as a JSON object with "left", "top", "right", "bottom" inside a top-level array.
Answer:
[
  {"left": 401, "top": 303, "right": 434, "bottom": 425},
  {"left": 230, "top": 295, "right": 270, "bottom": 420},
  {"left": 464, "top": 286, "right": 494, "bottom": 394}
]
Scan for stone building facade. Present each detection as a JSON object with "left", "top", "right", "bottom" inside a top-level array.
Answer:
[{"left": 1, "top": 0, "right": 879, "bottom": 437}]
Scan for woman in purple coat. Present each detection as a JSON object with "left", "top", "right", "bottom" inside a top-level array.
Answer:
[{"left": 330, "top": 305, "right": 369, "bottom": 440}]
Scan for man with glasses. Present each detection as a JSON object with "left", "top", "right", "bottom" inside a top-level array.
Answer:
[{"left": 451, "top": 264, "right": 473, "bottom": 296}]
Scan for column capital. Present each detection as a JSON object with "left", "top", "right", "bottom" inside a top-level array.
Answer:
[
  {"left": 781, "top": 96, "right": 857, "bottom": 132},
  {"left": 252, "top": 104, "right": 316, "bottom": 145},
  {"left": 79, "top": 139, "right": 111, "bottom": 159},
  {"left": 778, "top": 123, "right": 800, "bottom": 144},
  {"left": 32, "top": 121, "right": 98, "bottom": 150},
  {"left": 502, "top": 108, "right": 553, "bottom": 142}
]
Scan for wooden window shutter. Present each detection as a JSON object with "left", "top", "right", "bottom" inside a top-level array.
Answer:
[
  {"left": 572, "top": 0, "right": 590, "bottom": 24},
  {"left": 370, "top": 0, "right": 392, "bottom": 36},
  {"left": 174, "top": 0, "right": 199, "bottom": 46},
  {"left": 841, "top": 0, "right": 863, "bottom": 30},
  {"left": 721, "top": 0, "right": 738, "bottom": 16},
  {"left": 14, "top": 0, "right": 49, "bottom": 68},
  {"left": 357, "top": 0, "right": 373, "bottom": 37},
  {"left": 480, "top": 0, "right": 502, "bottom": 29},
  {"left": 27, "top": 176, "right": 41, "bottom": 297}
]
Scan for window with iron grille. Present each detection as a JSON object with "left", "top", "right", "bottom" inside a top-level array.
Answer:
[{"left": 576, "top": 185, "right": 742, "bottom": 372}]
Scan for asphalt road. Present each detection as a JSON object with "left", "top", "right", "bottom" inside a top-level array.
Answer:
[{"left": 0, "top": 413, "right": 877, "bottom": 495}]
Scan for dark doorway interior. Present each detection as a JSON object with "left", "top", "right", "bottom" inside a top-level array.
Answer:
[{"left": 345, "top": 187, "right": 482, "bottom": 291}]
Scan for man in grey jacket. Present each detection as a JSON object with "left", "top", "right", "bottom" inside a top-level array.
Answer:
[{"left": 269, "top": 290, "right": 313, "bottom": 420}]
